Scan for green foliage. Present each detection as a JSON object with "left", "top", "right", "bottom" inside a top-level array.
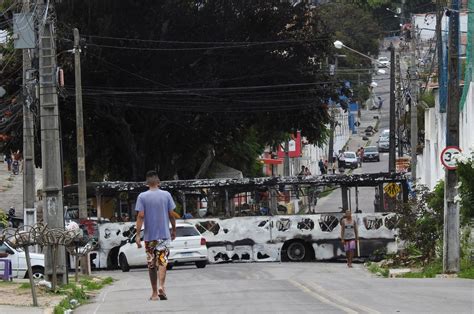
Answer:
[
  {"left": 396, "top": 184, "right": 444, "bottom": 263},
  {"left": 0, "top": 211, "right": 8, "bottom": 228},
  {"left": 54, "top": 277, "right": 114, "bottom": 313},
  {"left": 456, "top": 152, "right": 474, "bottom": 224},
  {"left": 366, "top": 261, "right": 389, "bottom": 277},
  {"left": 55, "top": 0, "right": 335, "bottom": 181},
  {"left": 420, "top": 92, "right": 436, "bottom": 108}
]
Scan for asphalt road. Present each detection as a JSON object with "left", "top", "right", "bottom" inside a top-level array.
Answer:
[
  {"left": 76, "top": 263, "right": 474, "bottom": 314},
  {"left": 316, "top": 50, "right": 394, "bottom": 213}
]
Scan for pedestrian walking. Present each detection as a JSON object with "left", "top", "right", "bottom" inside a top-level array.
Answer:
[
  {"left": 357, "top": 147, "right": 364, "bottom": 167},
  {"left": 298, "top": 165, "right": 306, "bottom": 176},
  {"left": 318, "top": 158, "right": 325, "bottom": 175},
  {"left": 304, "top": 167, "right": 312, "bottom": 176},
  {"left": 5, "top": 153, "right": 12, "bottom": 171},
  {"left": 135, "top": 170, "right": 177, "bottom": 301},
  {"left": 337, "top": 150, "right": 345, "bottom": 169},
  {"left": 340, "top": 210, "right": 359, "bottom": 268}
]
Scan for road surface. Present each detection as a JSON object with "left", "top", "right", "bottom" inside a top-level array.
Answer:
[{"left": 76, "top": 263, "right": 473, "bottom": 314}]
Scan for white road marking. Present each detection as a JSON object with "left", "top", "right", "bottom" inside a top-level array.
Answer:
[
  {"left": 289, "top": 279, "right": 358, "bottom": 314},
  {"left": 302, "top": 280, "right": 381, "bottom": 314}
]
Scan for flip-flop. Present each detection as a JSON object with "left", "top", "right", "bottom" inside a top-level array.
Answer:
[
  {"left": 158, "top": 288, "right": 168, "bottom": 300},
  {"left": 149, "top": 296, "right": 160, "bottom": 301}
]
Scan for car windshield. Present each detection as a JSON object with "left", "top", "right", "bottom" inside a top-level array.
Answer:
[
  {"left": 176, "top": 226, "right": 200, "bottom": 237},
  {"left": 344, "top": 152, "right": 356, "bottom": 158},
  {"left": 365, "top": 147, "right": 377, "bottom": 152},
  {"left": 378, "top": 57, "right": 388, "bottom": 61},
  {"left": 379, "top": 136, "right": 389, "bottom": 142}
]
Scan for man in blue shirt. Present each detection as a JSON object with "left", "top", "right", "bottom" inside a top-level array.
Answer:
[{"left": 135, "top": 170, "right": 176, "bottom": 301}]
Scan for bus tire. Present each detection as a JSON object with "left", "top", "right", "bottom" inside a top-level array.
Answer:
[{"left": 281, "top": 240, "right": 313, "bottom": 262}]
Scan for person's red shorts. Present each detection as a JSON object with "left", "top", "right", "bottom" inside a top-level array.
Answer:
[
  {"left": 145, "top": 240, "right": 170, "bottom": 269},
  {"left": 344, "top": 240, "right": 356, "bottom": 252}
]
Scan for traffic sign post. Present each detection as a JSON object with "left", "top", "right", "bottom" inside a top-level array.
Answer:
[{"left": 440, "top": 146, "right": 461, "bottom": 170}]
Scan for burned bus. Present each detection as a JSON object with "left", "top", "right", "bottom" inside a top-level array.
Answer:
[{"left": 63, "top": 172, "right": 409, "bottom": 269}]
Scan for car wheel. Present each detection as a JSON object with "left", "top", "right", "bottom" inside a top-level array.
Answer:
[
  {"left": 25, "top": 266, "right": 44, "bottom": 280},
  {"left": 195, "top": 261, "right": 207, "bottom": 269},
  {"left": 166, "top": 263, "right": 174, "bottom": 270},
  {"left": 119, "top": 253, "right": 130, "bottom": 272},
  {"left": 377, "top": 157, "right": 380, "bottom": 162}
]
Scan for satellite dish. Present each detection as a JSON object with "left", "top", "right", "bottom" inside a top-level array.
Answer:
[{"left": 0, "top": 86, "right": 6, "bottom": 98}]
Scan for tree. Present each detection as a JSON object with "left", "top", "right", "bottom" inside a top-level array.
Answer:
[{"left": 55, "top": 0, "right": 336, "bottom": 181}]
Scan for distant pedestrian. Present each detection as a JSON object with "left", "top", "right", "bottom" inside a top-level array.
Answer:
[
  {"left": 337, "top": 151, "right": 345, "bottom": 169},
  {"left": 377, "top": 97, "right": 384, "bottom": 110},
  {"left": 5, "top": 153, "right": 12, "bottom": 171},
  {"left": 340, "top": 210, "right": 359, "bottom": 268},
  {"left": 304, "top": 167, "right": 312, "bottom": 176},
  {"left": 324, "top": 160, "right": 329, "bottom": 174},
  {"left": 135, "top": 170, "right": 176, "bottom": 301},
  {"left": 298, "top": 165, "right": 306, "bottom": 176},
  {"left": 357, "top": 147, "right": 364, "bottom": 167},
  {"left": 318, "top": 158, "right": 325, "bottom": 175}
]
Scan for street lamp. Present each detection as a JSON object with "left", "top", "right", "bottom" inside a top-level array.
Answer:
[{"left": 333, "top": 40, "right": 387, "bottom": 67}]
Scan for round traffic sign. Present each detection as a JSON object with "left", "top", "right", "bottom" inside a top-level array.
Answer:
[{"left": 440, "top": 146, "right": 462, "bottom": 170}]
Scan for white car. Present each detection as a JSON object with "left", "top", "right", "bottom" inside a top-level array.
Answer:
[
  {"left": 377, "top": 56, "right": 390, "bottom": 67},
  {"left": 0, "top": 241, "right": 45, "bottom": 279},
  {"left": 118, "top": 223, "right": 208, "bottom": 272},
  {"left": 343, "top": 151, "right": 358, "bottom": 169}
]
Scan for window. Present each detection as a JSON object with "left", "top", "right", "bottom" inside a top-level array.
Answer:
[{"left": 176, "top": 226, "right": 200, "bottom": 237}]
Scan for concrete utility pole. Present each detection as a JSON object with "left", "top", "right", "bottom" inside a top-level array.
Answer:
[
  {"left": 38, "top": 0, "right": 67, "bottom": 284},
  {"left": 409, "top": 17, "right": 419, "bottom": 180},
  {"left": 388, "top": 43, "right": 396, "bottom": 172},
  {"left": 22, "top": 0, "right": 37, "bottom": 235},
  {"left": 283, "top": 140, "right": 290, "bottom": 176},
  {"left": 73, "top": 28, "right": 90, "bottom": 275},
  {"left": 443, "top": 0, "right": 461, "bottom": 274},
  {"left": 395, "top": 54, "right": 403, "bottom": 158}
]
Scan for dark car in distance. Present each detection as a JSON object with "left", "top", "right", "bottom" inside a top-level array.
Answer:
[{"left": 363, "top": 146, "right": 380, "bottom": 162}]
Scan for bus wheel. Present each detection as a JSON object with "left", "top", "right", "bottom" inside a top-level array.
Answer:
[{"left": 284, "top": 240, "right": 307, "bottom": 262}]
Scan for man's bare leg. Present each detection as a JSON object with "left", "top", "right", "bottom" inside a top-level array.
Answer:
[
  {"left": 148, "top": 267, "right": 159, "bottom": 300},
  {"left": 158, "top": 265, "right": 167, "bottom": 299}
]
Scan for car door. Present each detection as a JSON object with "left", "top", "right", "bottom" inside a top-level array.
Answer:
[
  {"left": 0, "top": 242, "right": 19, "bottom": 278},
  {"left": 125, "top": 230, "right": 147, "bottom": 266}
]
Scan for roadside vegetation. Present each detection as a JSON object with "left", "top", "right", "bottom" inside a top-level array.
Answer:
[
  {"left": 53, "top": 276, "right": 114, "bottom": 314},
  {"left": 365, "top": 151, "right": 474, "bottom": 279}
]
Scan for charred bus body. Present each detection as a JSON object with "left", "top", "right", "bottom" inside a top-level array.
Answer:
[{"left": 63, "top": 173, "right": 409, "bottom": 269}]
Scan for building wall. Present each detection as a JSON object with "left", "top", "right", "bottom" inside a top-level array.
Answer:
[{"left": 419, "top": 83, "right": 474, "bottom": 189}]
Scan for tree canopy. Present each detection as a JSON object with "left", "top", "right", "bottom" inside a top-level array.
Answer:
[{"left": 55, "top": 0, "right": 336, "bottom": 180}]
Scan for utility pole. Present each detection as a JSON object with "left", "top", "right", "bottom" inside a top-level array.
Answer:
[
  {"left": 388, "top": 43, "right": 396, "bottom": 172},
  {"left": 443, "top": 0, "right": 460, "bottom": 274},
  {"left": 409, "top": 16, "right": 419, "bottom": 180},
  {"left": 283, "top": 140, "right": 290, "bottom": 176},
  {"left": 395, "top": 53, "right": 404, "bottom": 157},
  {"left": 38, "top": 0, "right": 67, "bottom": 284},
  {"left": 22, "top": 0, "right": 37, "bottom": 236},
  {"left": 73, "top": 28, "right": 90, "bottom": 275}
]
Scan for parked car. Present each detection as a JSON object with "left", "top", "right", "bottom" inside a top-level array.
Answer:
[
  {"left": 363, "top": 146, "right": 380, "bottom": 162},
  {"left": 118, "top": 223, "right": 208, "bottom": 272},
  {"left": 377, "top": 56, "right": 390, "bottom": 67},
  {"left": 343, "top": 152, "right": 358, "bottom": 169},
  {"left": 0, "top": 241, "right": 45, "bottom": 279},
  {"left": 378, "top": 137, "right": 389, "bottom": 152}
]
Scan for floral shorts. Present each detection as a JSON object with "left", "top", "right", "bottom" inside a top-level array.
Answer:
[{"left": 145, "top": 239, "right": 170, "bottom": 269}]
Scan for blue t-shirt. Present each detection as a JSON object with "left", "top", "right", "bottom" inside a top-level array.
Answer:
[{"left": 135, "top": 189, "right": 176, "bottom": 241}]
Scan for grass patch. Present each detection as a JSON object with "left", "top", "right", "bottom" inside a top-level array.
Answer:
[
  {"left": 19, "top": 283, "right": 31, "bottom": 289},
  {"left": 366, "top": 261, "right": 389, "bottom": 277},
  {"left": 53, "top": 276, "right": 114, "bottom": 314},
  {"left": 459, "top": 259, "right": 474, "bottom": 279}
]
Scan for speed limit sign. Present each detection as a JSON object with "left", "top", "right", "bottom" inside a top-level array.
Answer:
[{"left": 440, "top": 146, "right": 462, "bottom": 170}]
